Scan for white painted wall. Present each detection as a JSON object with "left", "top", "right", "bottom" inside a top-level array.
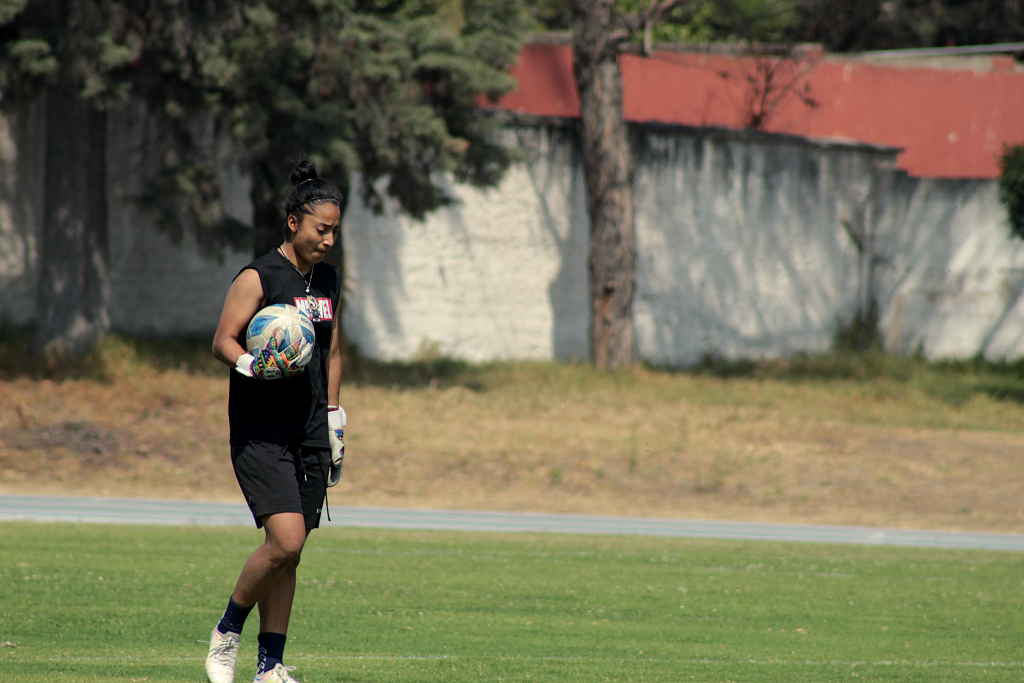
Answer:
[
  {"left": 876, "top": 177, "right": 1024, "bottom": 360},
  {"left": 343, "top": 126, "right": 590, "bottom": 362},
  {"left": 632, "top": 132, "right": 872, "bottom": 365},
  {"left": 343, "top": 123, "right": 1023, "bottom": 365},
  {"left": 104, "top": 103, "right": 252, "bottom": 336},
  {"left": 2, "top": 110, "right": 1022, "bottom": 365},
  {"left": 0, "top": 101, "right": 45, "bottom": 328},
  {"left": 0, "top": 100, "right": 253, "bottom": 339}
]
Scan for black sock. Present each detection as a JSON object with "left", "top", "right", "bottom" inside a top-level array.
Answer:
[
  {"left": 216, "top": 596, "right": 254, "bottom": 636},
  {"left": 257, "top": 632, "right": 287, "bottom": 674}
]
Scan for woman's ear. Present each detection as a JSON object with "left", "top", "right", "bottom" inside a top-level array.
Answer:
[{"left": 286, "top": 214, "right": 300, "bottom": 239}]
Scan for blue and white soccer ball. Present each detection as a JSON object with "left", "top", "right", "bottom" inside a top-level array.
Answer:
[{"left": 245, "top": 304, "right": 316, "bottom": 379}]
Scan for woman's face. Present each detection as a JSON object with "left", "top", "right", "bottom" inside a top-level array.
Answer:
[{"left": 287, "top": 202, "right": 341, "bottom": 266}]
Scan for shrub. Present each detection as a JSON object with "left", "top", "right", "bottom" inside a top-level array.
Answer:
[{"left": 998, "top": 143, "right": 1024, "bottom": 239}]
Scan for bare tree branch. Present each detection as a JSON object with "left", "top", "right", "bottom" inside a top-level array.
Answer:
[
  {"left": 613, "top": 0, "right": 697, "bottom": 53},
  {"left": 614, "top": 3, "right": 642, "bottom": 35},
  {"left": 740, "top": 46, "right": 820, "bottom": 130},
  {"left": 642, "top": 0, "right": 693, "bottom": 27},
  {"left": 603, "top": 27, "right": 629, "bottom": 45}
]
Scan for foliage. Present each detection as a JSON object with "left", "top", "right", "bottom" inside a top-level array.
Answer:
[
  {"left": 999, "top": 142, "right": 1024, "bottom": 240},
  {"left": 678, "top": 0, "right": 812, "bottom": 131},
  {"left": 152, "top": 0, "right": 529, "bottom": 252},
  {"left": 213, "top": 0, "right": 526, "bottom": 235},
  {"left": 706, "top": 0, "right": 796, "bottom": 42},
  {"left": 787, "top": 0, "right": 1024, "bottom": 52},
  {"left": 137, "top": 160, "right": 252, "bottom": 261},
  {"left": 615, "top": 0, "right": 718, "bottom": 45},
  {"left": 530, "top": 0, "right": 797, "bottom": 46},
  {"left": 530, "top": 0, "right": 1024, "bottom": 51},
  {"left": 0, "top": 0, "right": 124, "bottom": 107},
  {"left": 0, "top": 0, "right": 529, "bottom": 255}
]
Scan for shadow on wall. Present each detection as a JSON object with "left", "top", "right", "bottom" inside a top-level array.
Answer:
[
  {"left": 0, "top": 97, "right": 254, "bottom": 338},
  {"left": 514, "top": 124, "right": 589, "bottom": 362},
  {"left": 342, "top": 124, "right": 591, "bottom": 363},
  {"left": 0, "top": 101, "right": 46, "bottom": 327},
  {"left": 104, "top": 102, "right": 253, "bottom": 337},
  {"left": 341, "top": 120, "right": 1024, "bottom": 366},
  {"left": 434, "top": 172, "right": 525, "bottom": 360},
  {"left": 877, "top": 175, "right": 1024, "bottom": 360},
  {"left": 341, "top": 178, "right": 409, "bottom": 360},
  {"left": 631, "top": 129, "right": 878, "bottom": 365}
]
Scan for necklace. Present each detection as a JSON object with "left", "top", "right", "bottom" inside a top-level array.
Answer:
[{"left": 278, "top": 247, "right": 318, "bottom": 312}]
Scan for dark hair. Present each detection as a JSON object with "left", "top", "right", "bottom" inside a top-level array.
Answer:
[{"left": 283, "top": 160, "right": 342, "bottom": 239}]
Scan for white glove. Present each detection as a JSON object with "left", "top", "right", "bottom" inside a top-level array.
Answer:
[
  {"left": 234, "top": 353, "right": 256, "bottom": 377},
  {"left": 235, "top": 347, "right": 290, "bottom": 380},
  {"left": 327, "top": 407, "right": 347, "bottom": 487},
  {"left": 294, "top": 336, "right": 314, "bottom": 371}
]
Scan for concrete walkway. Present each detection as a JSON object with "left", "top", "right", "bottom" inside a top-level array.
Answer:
[{"left": 1, "top": 494, "right": 1022, "bottom": 551}]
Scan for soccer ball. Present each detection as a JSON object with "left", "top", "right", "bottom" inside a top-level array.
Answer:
[{"left": 245, "top": 304, "right": 316, "bottom": 379}]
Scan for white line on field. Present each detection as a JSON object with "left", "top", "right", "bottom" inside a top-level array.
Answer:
[
  {"left": 34, "top": 654, "right": 452, "bottom": 663},
  {"left": 16, "top": 655, "right": 1024, "bottom": 668}
]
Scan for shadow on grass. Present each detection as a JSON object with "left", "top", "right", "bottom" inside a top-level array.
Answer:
[
  {"left": 344, "top": 355, "right": 485, "bottom": 391},
  {"left": 0, "top": 329, "right": 229, "bottom": 382},
  {"left": 686, "top": 350, "right": 916, "bottom": 382},
  {"left": 124, "top": 335, "right": 226, "bottom": 376},
  {"left": 4, "top": 329, "right": 1024, "bottom": 409},
  {"left": 0, "top": 328, "right": 486, "bottom": 390},
  {"left": 679, "top": 351, "right": 1024, "bottom": 407},
  {"left": 128, "top": 332, "right": 488, "bottom": 391},
  {"left": 0, "top": 327, "right": 111, "bottom": 382},
  {"left": 976, "top": 383, "right": 1024, "bottom": 404}
]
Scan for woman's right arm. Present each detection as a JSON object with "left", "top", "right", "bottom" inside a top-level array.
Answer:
[{"left": 212, "top": 269, "right": 265, "bottom": 367}]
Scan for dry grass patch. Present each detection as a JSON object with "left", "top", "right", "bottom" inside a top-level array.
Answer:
[{"left": 1, "top": 335, "right": 1023, "bottom": 532}]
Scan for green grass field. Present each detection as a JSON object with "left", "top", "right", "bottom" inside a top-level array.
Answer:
[{"left": 1, "top": 522, "right": 1021, "bottom": 682}]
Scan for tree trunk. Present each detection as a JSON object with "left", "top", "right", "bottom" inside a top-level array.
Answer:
[
  {"left": 572, "top": 0, "right": 636, "bottom": 370},
  {"left": 33, "top": 77, "right": 110, "bottom": 357},
  {"left": 251, "top": 161, "right": 282, "bottom": 258}
]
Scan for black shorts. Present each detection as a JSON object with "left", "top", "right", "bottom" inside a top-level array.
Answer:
[{"left": 230, "top": 442, "right": 330, "bottom": 530}]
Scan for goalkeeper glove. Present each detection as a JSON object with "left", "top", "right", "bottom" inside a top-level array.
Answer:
[
  {"left": 327, "top": 406, "right": 346, "bottom": 487},
  {"left": 234, "top": 352, "right": 284, "bottom": 379},
  {"left": 234, "top": 353, "right": 258, "bottom": 377},
  {"left": 234, "top": 332, "right": 291, "bottom": 380}
]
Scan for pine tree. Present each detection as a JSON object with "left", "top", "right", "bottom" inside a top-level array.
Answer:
[
  {"left": 0, "top": 0, "right": 528, "bottom": 356},
  {"left": 202, "top": 0, "right": 528, "bottom": 256}
]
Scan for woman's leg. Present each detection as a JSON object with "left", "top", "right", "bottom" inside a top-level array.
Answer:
[
  {"left": 257, "top": 552, "right": 299, "bottom": 635},
  {"left": 231, "top": 512, "right": 309, "bottom": 609},
  {"left": 206, "top": 513, "right": 308, "bottom": 683}
]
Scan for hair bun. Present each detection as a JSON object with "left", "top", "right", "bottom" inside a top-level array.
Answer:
[{"left": 289, "top": 160, "right": 318, "bottom": 186}]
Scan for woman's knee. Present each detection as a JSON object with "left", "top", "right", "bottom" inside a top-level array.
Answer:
[
  {"left": 268, "top": 537, "right": 304, "bottom": 565},
  {"left": 262, "top": 514, "right": 307, "bottom": 564}
]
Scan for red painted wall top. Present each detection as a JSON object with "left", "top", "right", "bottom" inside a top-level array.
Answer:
[{"left": 493, "top": 42, "right": 1024, "bottom": 179}]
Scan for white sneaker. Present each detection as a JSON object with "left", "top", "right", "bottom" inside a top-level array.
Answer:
[
  {"left": 204, "top": 627, "right": 240, "bottom": 683},
  {"left": 253, "top": 663, "right": 301, "bottom": 682}
]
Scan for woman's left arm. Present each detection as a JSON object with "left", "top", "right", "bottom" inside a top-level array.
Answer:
[{"left": 327, "top": 304, "right": 342, "bottom": 407}]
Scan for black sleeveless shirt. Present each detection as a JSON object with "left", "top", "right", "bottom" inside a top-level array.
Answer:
[{"left": 228, "top": 249, "right": 341, "bottom": 446}]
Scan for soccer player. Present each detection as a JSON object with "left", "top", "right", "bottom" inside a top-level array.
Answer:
[{"left": 206, "top": 160, "right": 347, "bottom": 683}]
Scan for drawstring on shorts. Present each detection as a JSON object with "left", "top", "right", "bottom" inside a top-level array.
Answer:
[
  {"left": 318, "top": 453, "right": 332, "bottom": 522},
  {"left": 293, "top": 448, "right": 309, "bottom": 482},
  {"left": 295, "top": 445, "right": 332, "bottom": 522}
]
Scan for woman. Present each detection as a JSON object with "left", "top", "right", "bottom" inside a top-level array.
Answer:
[{"left": 205, "top": 160, "right": 347, "bottom": 683}]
